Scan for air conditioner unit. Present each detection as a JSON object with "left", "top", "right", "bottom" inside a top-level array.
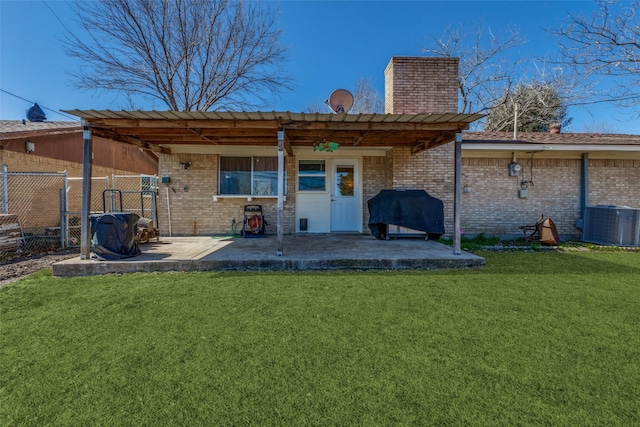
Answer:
[{"left": 582, "top": 205, "right": 640, "bottom": 246}]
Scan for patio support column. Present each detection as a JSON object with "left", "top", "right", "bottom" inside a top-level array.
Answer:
[
  {"left": 453, "top": 133, "right": 462, "bottom": 255},
  {"left": 80, "top": 120, "right": 93, "bottom": 260},
  {"left": 277, "top": 130, "right": 284, "bottom": 256}
]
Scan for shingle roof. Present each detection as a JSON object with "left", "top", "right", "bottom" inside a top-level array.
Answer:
[
  {"left": 0, "top": 120, "right": 80, "bottom": 139},
  {"left": 463, "top": 131, "right": 640, "bottom": 145}
]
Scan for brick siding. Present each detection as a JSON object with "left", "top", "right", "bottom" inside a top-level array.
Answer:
[
  {"left": 362, "top": 156, "right": 392, "bottom": 229},
  {"left": 384, "top": 57, "right": 459, "bottom": 114},
  {"left": 589, "top": 159, "right": 640, "bottom": 208},
  {"left": 459, "top": 157, "right": 640, "bottom": 239},
  {"left": 389, "top": 145, "right": 456, "bottom": 234},
  {"left": 156, "top": 153, "right": 296, "bottom": 236}
]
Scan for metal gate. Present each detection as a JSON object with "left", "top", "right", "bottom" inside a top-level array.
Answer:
[{"left": 64, "top": 175, "right": 159, "bottom": 247}]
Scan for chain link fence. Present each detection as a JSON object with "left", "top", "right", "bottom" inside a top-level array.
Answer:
[
  {"left": 0, "top": 166, "right": 158, "bottom": 262},
  {"left": 1, "top": 169, "right": 67, "bottom": 258}
]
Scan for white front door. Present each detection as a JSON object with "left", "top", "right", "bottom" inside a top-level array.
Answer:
[{"left": 331, "top": 159, "right": 359, "bottom": 231}]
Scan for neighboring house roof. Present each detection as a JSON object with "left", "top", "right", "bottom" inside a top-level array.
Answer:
[
  {"left": 63, "top": 110, "right": 485, "bottom": 155},
  {"left": 0, "top": 120, "right": 81, "bottom": 140}
]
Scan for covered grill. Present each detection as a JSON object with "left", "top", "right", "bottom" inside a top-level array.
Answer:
[{"left": 367, "top": 189, "right": 445, "bottom": 240}]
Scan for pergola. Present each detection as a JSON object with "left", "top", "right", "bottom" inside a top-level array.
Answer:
[{"left": 64, "top": 110, "right": 483, "bottom": 259}]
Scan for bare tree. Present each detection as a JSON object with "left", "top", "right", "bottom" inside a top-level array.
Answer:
[
  {"left": 421, "top": 23, "right": 525, "bottom": 114},
  {"left": 303, "top": 77, "right": 383, "bottom": 114},
  {"left": 483, "top": 82, "right": 572, "bottom": 132},
  {"left": 581, "top": 121, "right": 618, "bottom": 134},
  {"left": 552, "top": 0, "right": 640, "bottom": 109},
  {"left": 63, "top": 0, "right": 291, "bottom": 111},
  {"left": 303, "top": 99, "right": 331, "bottom": 114},
  {"left": 350, "top": 78, "right": 384, "bottom": 114}
]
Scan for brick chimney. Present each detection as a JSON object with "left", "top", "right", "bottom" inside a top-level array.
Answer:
[{"left": 384, "top": 57, "right": 459, "bottom": 114}]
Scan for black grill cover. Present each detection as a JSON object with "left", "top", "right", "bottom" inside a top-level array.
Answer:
[
  {"left": 90, "top": 213, "right": 141, "bottom": 260},
  {"left": 367, "top": 190, "right": 445, "bottom": 240}
]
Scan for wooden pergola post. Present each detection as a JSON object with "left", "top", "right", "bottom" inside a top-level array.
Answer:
[
  {"left": 80, "top": 120, "right": 93, "bottom": 260},
  {"left": 453, "top": 133, "right": 462, "bottom": 255},
  {"left": 277, "top": 130, "right": 284, "bottom": 256}
]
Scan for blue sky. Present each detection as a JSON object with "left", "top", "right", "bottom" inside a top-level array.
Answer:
[{"left": 1, "top": 0, "right": 638, "bottom": 133}]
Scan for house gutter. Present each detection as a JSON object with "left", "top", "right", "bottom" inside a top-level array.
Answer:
[{"left": 462, "top": 143, "right": 640, "bottom": 152}]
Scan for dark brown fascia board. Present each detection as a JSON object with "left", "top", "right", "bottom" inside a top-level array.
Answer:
[
  {"left": 90, "top": 127, "right": 170, "bottom": 154},
  {"left": 0, "top": 128, "right": 82, "bottom": 141}
]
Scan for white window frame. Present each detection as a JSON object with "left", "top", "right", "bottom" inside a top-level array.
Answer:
[{"left": 297, "top": 159, "right": 327, "bottom": 192}]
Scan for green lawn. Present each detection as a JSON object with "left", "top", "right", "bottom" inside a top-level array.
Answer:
[{"left": 2, "top": 252, "right": 639, "bottom": 426}]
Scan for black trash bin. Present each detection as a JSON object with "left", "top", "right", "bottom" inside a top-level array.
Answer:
[{"left": 90, "top": 212, "right": 141, "bottom": 260}]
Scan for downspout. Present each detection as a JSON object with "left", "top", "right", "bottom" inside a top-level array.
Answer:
[
  {"left": 277, "top": 130, "right": 285, "bottom": 256},
  {"left": 578, "top": 153, "right": 589, "bottom": 229},
  {"left": 80, "top": 120, "right": 93, "bottom": 259},
  {"left": 453, "top": 133, "right": 462, "bottom": 255}
]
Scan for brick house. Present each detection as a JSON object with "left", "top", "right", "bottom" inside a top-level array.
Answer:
[
  {"left": 67, "top": 56, "right": 640, "bottom": 258},
  {"left": 67, "top": 57, "right": 483, "bottom": 257},
  {"left": 461, "top": 131, "right": 640, "bottom": 240}
]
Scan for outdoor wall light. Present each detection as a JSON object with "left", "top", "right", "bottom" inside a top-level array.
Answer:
[
  {"left": 180, "top": 161, "right": 192, "bottom": 170},
  {"left": 25, "top": 141, "right": 35, "bottom": 153}
]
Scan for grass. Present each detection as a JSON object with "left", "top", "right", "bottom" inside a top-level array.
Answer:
[{"left": 2, "top": 252, "right": 639, "bottom": 426}]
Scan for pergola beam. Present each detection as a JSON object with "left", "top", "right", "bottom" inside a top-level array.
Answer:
[{"left": 90, "top": 127, "right": 170, "bottom": 154}]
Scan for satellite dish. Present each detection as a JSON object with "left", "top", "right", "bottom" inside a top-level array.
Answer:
[
  {"left": 327, "top": 89, "right": 354, "bottom": 113},
  {"left": 26, "top": 103, "right": 46, "bottom": 122}
]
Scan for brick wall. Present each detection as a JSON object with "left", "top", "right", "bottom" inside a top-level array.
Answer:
[
  {"left": 156, "top": 153, "right": 296, "bottom": 236},
  {"left": 390, "top": 145, "right": 456, "bottom": 234},
  {"left": 589, "top": 159, "right": 640, "bottom": 207},
  {"left": 362, "top": 156, "right": 392, "bottom": 228},
  {"left": 383, "top": 56, "right": 460, "bottom": 236},
  {"left": 458, "top": 156, "right": 640, "bottom": 239},
  {"left": 384, "top": 57, "right": 459, "bottom": 114}
]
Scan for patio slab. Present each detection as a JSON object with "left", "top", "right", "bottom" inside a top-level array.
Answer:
[{"left": 52, "top": 234, "right": 485, "bottom": 277}]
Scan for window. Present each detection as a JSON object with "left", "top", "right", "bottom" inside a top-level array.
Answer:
[
  {"left": 298, "top": 160, "right": 326, "bottom": 191},
  {"left": 219, "top": 156, "right": 283, "bottom": 196},
  {"left": 335, "top": 165, "right": 354, "bottom": 196}
]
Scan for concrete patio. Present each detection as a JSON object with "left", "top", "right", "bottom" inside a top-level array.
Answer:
[{"left": 52, "top": 234, "right": 485, "bottom": 277}]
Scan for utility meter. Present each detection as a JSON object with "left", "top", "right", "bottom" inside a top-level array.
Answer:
[{"left": 508, "top": 162, "right": 521, "bottom": 176}]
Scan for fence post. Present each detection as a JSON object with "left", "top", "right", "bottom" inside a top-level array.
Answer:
[
  {"left": 59, "top": 188, "right": 65, "bottom": 249},
  {"left": 62, "top": 171, "right": 68, "bottom": 249}
]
